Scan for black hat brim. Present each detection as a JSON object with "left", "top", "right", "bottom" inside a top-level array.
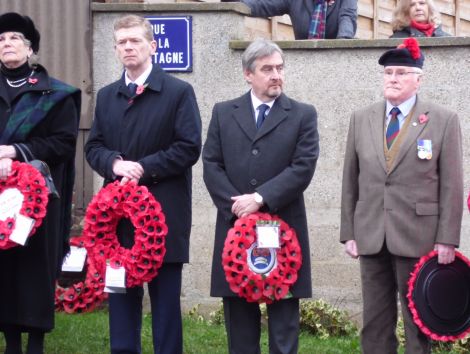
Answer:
[
  {"left": 0, "top": 12, "right": 40, "bottom": 53},
  {"left": 407, "top": 250, "right": 470, "bottom": 341}
]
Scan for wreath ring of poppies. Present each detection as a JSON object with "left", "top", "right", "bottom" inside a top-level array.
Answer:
[
  {"left": 82, "top": 181, "right": 168, "bottom": 288},
  {"left": 0, "top": 161, "right": 49, "bottom": 250},
  {"left": 55, "top": 237, "right": 108, "bottom": 314},
  {"left": 407, "top": 250, "right": 470, "bottom": 342},
  {"left": 222, "top": 212, "right": 302, "bottom": 304}
]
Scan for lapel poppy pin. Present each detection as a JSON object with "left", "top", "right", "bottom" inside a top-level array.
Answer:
[
  {"left": 418, "top": 113, "right": 428, "bottom": 124},
  {"left": 136, "top": 84, "right": 146, "bottom": 95},
  {"left": 28, "top": 77, "right": 38, "bottom": 85}
]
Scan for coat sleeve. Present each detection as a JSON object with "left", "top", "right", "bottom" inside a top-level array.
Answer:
[
  {"left": 85, "top": 90, "right": 123, "bottom": 180},
  {"left": 202, "top": 103, "right": 241, "bottom": 221},
  {"left": 241, "top": 0, "right": 289, "bottom": 17},
  {"left": 138, "top": 84, "right": 202, "bottom": 180},
  {"left": 340, "top": 112, "right": 359, "bottom": 243},
  {"left": 336, "top": 0, "right": 358, "bottom": 39},
  {"left": 20, "top": 96, "right": 79, "bottom": 166},
  {"left": 256, "top": 104, "right": 319, "bottom": 211},
  {"left": 435, "top": 112, "right": 463, "bottom": 246}
]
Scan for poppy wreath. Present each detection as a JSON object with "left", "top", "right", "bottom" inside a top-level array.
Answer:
[
  {"left": 222, "top": 212, "right": 302, "bottom": 304},
  {"left": 407, "top": 250, "right": 470, "bottom": 341},
  {"left": 0, "top": 161, "right": 48, "bottom": 250},
  {"left": 81, "top": 181, "right": 168, "bottom": 288},
  {"left": 55, "top": 237, "right": 108, "bottom": 313}
]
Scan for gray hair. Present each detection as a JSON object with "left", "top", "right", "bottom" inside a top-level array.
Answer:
[{"left": 242, "top": 38, "right": 284, "bottom": 72}]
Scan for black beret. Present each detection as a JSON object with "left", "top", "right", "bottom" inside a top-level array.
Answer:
[
  {"left": 0, "top": 12, "right": 40, "bottom": 53},
  {"left": 379, "top": 37, "right": 424, "bottom": 69}
]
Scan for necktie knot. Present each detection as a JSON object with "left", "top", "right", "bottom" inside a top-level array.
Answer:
[
  {"left": 128, "top": 82, "right": 138, "bottom": 96},
  {"left": 256, "top": 104, "right": 269, "bottom": 129},
  {"left": 390, "top": 107, "right": 401, "bottom": 118}
]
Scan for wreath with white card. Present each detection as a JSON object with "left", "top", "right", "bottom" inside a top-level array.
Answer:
[
  {"left": 55, "top": 236, "right": 108, "bottom": 314},
  {"left": 80, "top": 181, "right": 168, "bottom": 288},
  {"left": 222, "top": 212, "right": 302, "bottom": 304},
  {"left": 0, "top": 161, "right": 49, "bottom": 250}
]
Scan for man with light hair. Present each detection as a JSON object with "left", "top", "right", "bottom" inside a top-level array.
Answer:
[
  {"left": 341, "top": 37, "right": 463, "bottom": 353},
  {"left": 86, "top": 14, "right": 201, "bottom": 354}
]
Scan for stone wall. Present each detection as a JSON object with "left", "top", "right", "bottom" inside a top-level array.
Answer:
[{"left": 92, "top": 3, "right": 470, "bottom": 319}]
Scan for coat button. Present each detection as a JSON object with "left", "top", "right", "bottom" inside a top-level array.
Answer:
[
  {"left": 250, "top": 179, "right": 257, "bottom": 186},
  {"left": 385, "top": 156, "right": 391, "bottom": 161},
  {"left": 252, "top": 148, "right": 259, "bottom": 155},
  {"left": 385, "top": 182, "right": 390, "bottom": 186}
]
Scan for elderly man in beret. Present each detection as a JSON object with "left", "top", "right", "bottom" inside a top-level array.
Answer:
[{"left": 340, "top": 37, "right": 463, "bottom": 353}]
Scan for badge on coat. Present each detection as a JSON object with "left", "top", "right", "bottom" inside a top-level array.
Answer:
[
  {"left": 247, "top": 242, "right": 277, "bottom": 275},
  {"left": 417, "top": 139, "right": 432, "bottom": 160}
]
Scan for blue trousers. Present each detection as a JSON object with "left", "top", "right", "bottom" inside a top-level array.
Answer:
[{"left": 108, "top": 263, "right": 183, "bottom": 354}]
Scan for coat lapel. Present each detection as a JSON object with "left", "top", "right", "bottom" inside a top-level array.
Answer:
[
  {"left": 368, "top": 101, "right": 388, "bottom": 173},
  {"left": 232, "top": 92, "right": 257, "bottom": 141},
  {"left": 254, "top": 93, "right": 289, "bottom": 142},
  {"left": 389, "top": 98, "right": 429, "bottom": 173}
]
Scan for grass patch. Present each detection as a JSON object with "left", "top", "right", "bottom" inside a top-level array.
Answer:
[{"left": 0, "top": 311, "right": 465, "bottom": 353}]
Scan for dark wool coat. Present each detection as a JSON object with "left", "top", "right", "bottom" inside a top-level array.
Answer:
[
  {"left": 85, "top": 64, "right": 201, "bottom": 263},
  {"left": 203, "top": 92, "right": 319, "bottom": 298},
  {"left": 0, "top": 66, "right": 80, "bottom": 331},
  {"left": 390, "top": 25, "right": 450, "bottom": 38},
  {"left": 242, "top": 0, "right": 357, "bottom": 39}
]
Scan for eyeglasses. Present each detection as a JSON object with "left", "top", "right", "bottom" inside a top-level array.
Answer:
[{"left": 383, "top": 70, "right": 422, "bottom": 78}]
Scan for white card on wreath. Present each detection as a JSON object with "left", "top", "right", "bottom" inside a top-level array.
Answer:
[
  {"left": 62, "top": 246, "right": 87, "bottom": 272},
  {"left": 104, "top": 264, "right": 126, "bottom": 293},
  {"left": 256, "top": 225, "right": 280, "bottom": 248},
  {"left": 0, "top": 188, "right": 24, "bottom": 220},
  {"left": 9, "top": 214, "right": 34, "bottom": 246}
]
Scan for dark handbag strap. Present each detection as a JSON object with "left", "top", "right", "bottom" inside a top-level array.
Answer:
[
  {"left": 14, "top": 143, "right": 60, "bottom": 199},
  {"left": 15, "top": 143, "right": 35, "bottom": 162}
]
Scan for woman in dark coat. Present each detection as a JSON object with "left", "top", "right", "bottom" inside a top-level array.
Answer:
[
  {"left": 0, "top": 12, "right": 80, "bottom": 354},
  {"left": 390, "top": 0, "right": 450, "bottom": 38}
]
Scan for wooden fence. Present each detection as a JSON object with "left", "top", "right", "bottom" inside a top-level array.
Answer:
[{"left": 103, "top": 0, "right": 470, "bottom": 39}]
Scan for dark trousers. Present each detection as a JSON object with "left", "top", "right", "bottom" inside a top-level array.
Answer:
[
  {"left": 360, "top": 245, "right": 430, "bottom": 354},
  {"left": 108, "top": 263, "right": 183, "bottom": 354},
  {"left": 223, "top": 297, "right": 299, "bottom": 354}
]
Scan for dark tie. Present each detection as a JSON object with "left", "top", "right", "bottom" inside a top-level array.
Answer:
[
  {"left": 128, "top": 82, "right": 138, "bottom": 96},
  {"left": 386, "top": 107, "right": 401, "bottom": 149},
  {"left": 256, "top": 104, "right": 269, "bottom": 129}
]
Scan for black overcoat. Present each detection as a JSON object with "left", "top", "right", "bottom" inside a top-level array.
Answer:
[
  {"left": 203, "top": 92, "right": 319, "bottom": 298},
  {"left": 85, "top": 65, "right": 201, "bottom": 263},
  {"left": 0, "top": 66, "right": 80, "bottom": 331}
]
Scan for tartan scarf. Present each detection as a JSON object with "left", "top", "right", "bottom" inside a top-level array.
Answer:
[
  {"left": 0, "top": 78, "right": 79, "bottom": 144},
  {"left": 308, "top": 0, "right": 328, "bottom": 39}
]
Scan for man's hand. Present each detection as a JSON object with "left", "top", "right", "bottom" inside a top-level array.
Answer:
[
  {"left": 231, "top": 193, "right": 262, "bottom": 218},
  {"left": 0, "top": 158, "right": 13, "bottom": 179},
  {"left": 345, "top": 240, "right": 359, "bottom": 259},
  {"left": 112, "top": 159, "right": 144, "bottom": 181},
  {"left": 435, "top": 243, "right": 455, "bottom": 264}
]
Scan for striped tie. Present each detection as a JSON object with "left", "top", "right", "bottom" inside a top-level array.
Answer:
[{"left": 386, "top": 107, "right": 401, "bottom": 149}]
